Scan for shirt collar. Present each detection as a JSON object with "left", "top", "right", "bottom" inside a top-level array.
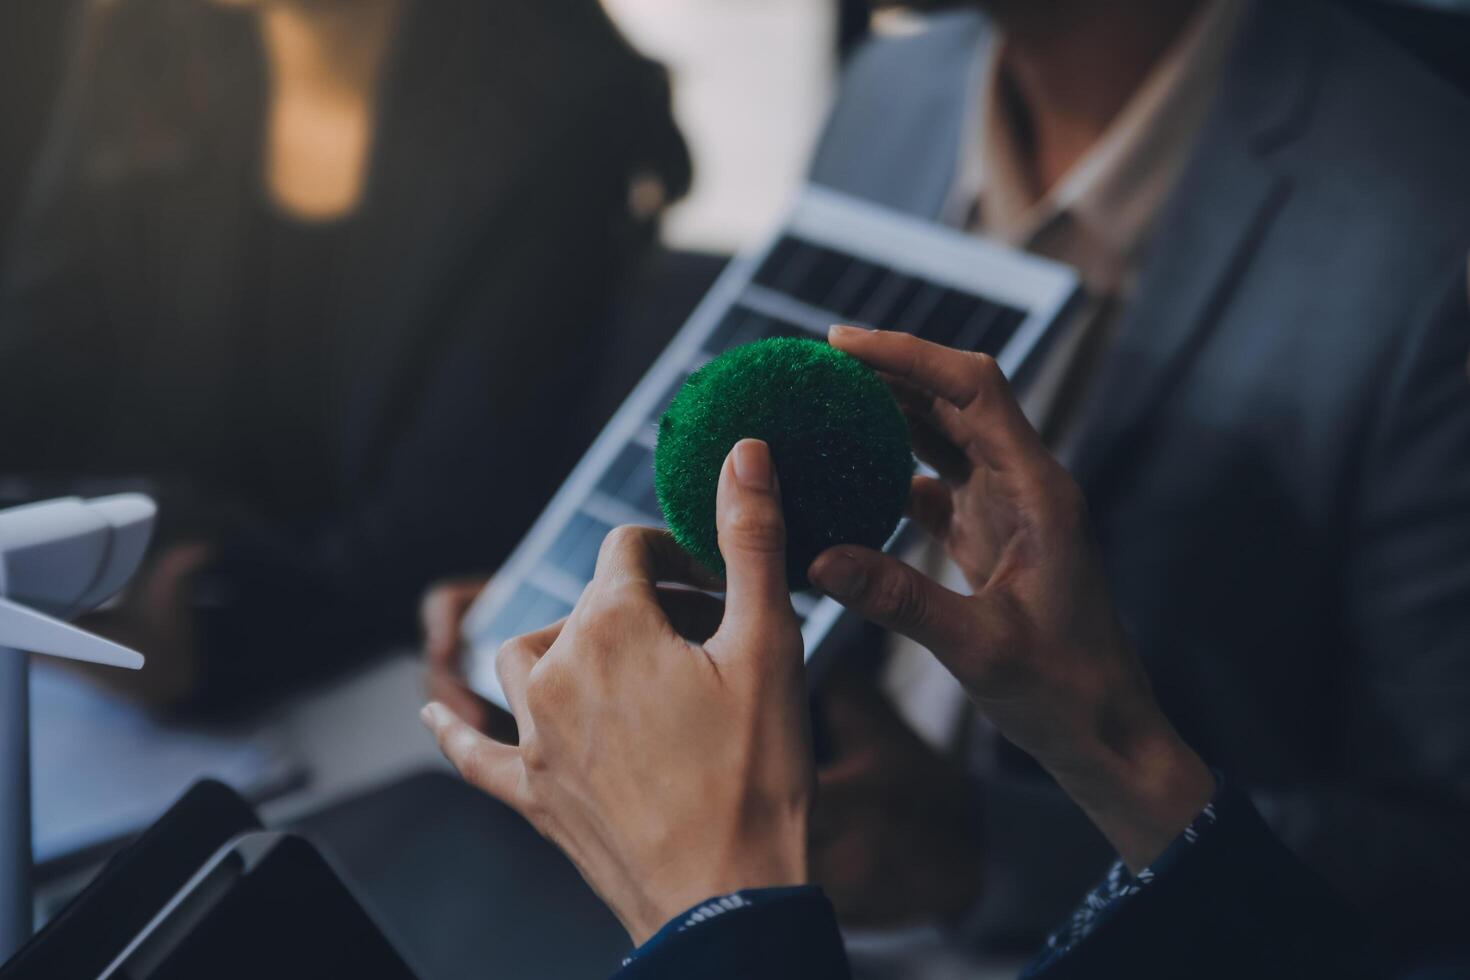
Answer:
[{"left": 957, "top": 0, "right": 1248, "bottom": 294}]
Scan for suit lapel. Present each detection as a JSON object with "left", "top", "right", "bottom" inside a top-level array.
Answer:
[
  {"left": 330, "top": 1, "right": 531, "bottom": 484},
  {"left": 1066, "top": 139, "right": 1289, "bottom": 491},
  {"left": 134, "top": 12, "right": 263, "bottom": 464},
  {"left": 1068, "top": 0, "right": 1325, "bottom": 495},
  {"left": 330, "top": 150, "right": 510, "bottom": 487}
]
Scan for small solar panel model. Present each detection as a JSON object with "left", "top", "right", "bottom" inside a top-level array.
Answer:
[{"left": 462, "top": 186, "right": 1080, "bottom": 707}]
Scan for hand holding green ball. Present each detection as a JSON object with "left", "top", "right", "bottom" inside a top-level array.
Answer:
[{"left": 654, "top": 337, "right": 914, "bottom": 590}]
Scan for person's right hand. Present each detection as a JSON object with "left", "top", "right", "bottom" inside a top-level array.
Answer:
[
  {"left": 422, "top": 440, "right": 813, "bottom": 945},
  {"left": 420, "top": 575, "right": 505, "bottom": 736},
  {"left": 811, "top": 326, "right": 1214, "bottom": 872}
]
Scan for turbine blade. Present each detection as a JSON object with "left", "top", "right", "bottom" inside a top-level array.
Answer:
[{"left": 0, "top": 597, "right": 144, "bottom": 669}]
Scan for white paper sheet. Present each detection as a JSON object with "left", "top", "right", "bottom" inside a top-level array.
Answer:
[{"left": 29, "top": 662, "right": 305, "bottom": 865}]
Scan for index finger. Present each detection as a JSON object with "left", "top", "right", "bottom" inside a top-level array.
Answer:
[
  {"left": 422, "top": 701, "right": 525, "bottom": 811},
  {"left": 497, "top": 617, "right": 565, "bottom": 728},
  {"left": 829, "top": 325, "right": 1046, "bottom": 471},
  {"left": 590, "top": 525, "right": 726, "bottom": 597}
]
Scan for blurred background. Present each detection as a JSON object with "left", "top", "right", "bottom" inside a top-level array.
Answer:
[
  {"left": 4, "top": 0, "right": 1467, "bottom": 259},
  {"left": 1, "top": 0, "right": 1468, "bottom": 977},
  {"left": 0, "top": 1, "right": 892, "bottom": 962},
  {"left": 1, "top": 0, "right": 840, "bottom": 261}
]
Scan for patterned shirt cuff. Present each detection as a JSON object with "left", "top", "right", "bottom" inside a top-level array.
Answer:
[{"left": 1025, "top": 770, "right": 1225, "bottom": 974}]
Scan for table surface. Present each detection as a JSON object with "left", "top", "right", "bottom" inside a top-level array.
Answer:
[
  {"left": 261, "top": 654, "right": 1027, "bottom": 980},
  {"left": 254, "top": 652, "right": 450, "bottom": 826},
  {"left": 38, "top": 652, "right": 1026, "bottom": 980}
]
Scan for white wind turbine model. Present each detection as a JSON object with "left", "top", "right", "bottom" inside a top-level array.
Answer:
[{"left": 0, "top": 495, "right": 155, "bottom": 964}]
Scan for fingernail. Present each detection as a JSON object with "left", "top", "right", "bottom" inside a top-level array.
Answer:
[
  {"left": 733, "top": 439, "right": 772, "bottom": 491},
  {"left": 829, "top": 324, "right": 870, "bottom": 340},
  {"left": 420, "top": 702, "right": 449, "bottom": 729},
  {"left": 810, "top": 550, "right": 866, "bottom": 600}
]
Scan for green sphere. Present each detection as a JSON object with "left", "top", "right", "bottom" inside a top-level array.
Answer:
[{"left": 653, "top": 336, "right": 913, "bottom": 589}]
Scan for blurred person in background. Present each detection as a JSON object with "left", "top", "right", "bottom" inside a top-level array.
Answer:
[
  {"left": 0, "top": 0, "right": 689, "bottom": 711},
  {"left": 424, "top": 0, "right": 1470, "bottom": 971}
]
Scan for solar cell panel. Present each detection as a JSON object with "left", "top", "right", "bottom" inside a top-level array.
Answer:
[{"left": 463, "top": 185, "right": 1080, "bottom": 707}]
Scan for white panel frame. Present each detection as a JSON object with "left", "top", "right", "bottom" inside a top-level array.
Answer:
[{"left": 463, "top": 185, "right": 1079, "bottom": 705}]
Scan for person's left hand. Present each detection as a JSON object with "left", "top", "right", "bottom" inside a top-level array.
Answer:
[
  {"left": 810, "top": 674, "right": 984, "bottom": 928},
  {"left": 73, "top": 541, "right": 209, "bottom": 709},
  {"left": 421, "top": 440, "right": 815, "bottom": 945},
  {"left": 812, "top": 327, "right": 1214, "bottom": 871}
]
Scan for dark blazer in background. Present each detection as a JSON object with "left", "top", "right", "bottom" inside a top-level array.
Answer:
[
  {"left": 0, "top": 0, "right": 690, "bottom": 706},
  {"left": 811, "top": 0, "right": 1470, "bottom": 962},
  {"left": 0, "top": 0, "right": 78, "bottom": 266}
]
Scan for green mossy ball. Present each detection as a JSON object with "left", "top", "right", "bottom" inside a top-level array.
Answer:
[{"left": 654, "top": 336, "right": 913, "bottom": 590}]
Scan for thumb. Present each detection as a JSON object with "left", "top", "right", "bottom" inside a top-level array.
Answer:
[
  {"left": 155, "top": 541, "right": 213, "bottom": 580},
  {"left": 142, "top": 542, "right": 213, "bottom": 611},
  {"left": 807, "top": 545, "right": 971, "bottom": 658},
  {"left": 712, "top": 439, "right": 799, "bottom": 655}
]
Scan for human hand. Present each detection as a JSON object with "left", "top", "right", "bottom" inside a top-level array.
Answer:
[
  {"left": 810, "top": 674, "right": 983, "bottom": 927},
  {"left": 74, "top": 541, "right": 210, "bottom": 710},
  {"left": 422, "top": 440, "right": 813, "bottom": 944},
  {"left": 420, "top": 575, "right": 518, "bottom": 739},
  {"left": 811, "top": 327, "right": 1213, "bottom": 871}
]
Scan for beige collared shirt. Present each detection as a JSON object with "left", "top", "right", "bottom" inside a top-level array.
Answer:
[{"left": 884, "top": 0, "right": 1250, "bottom": 752}]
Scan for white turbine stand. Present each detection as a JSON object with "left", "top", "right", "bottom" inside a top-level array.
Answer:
[{"left": 0, "top": 495, "right": 155, "bottom": 964}]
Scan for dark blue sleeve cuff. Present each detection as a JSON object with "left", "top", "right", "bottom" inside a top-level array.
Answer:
[{"left": 611, "top": 886, "right": 849, "bottom": 980}]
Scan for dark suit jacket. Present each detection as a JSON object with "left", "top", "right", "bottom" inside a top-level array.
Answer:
[
  {"left": 612, "top": 784, "right": 1384, "bottom": 980},
  {"left": 0, "top": 0, "right": 689, "bottom": 706},
  {"left": 810, "top": 0, "right": 1470, "bottom": 958}
]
